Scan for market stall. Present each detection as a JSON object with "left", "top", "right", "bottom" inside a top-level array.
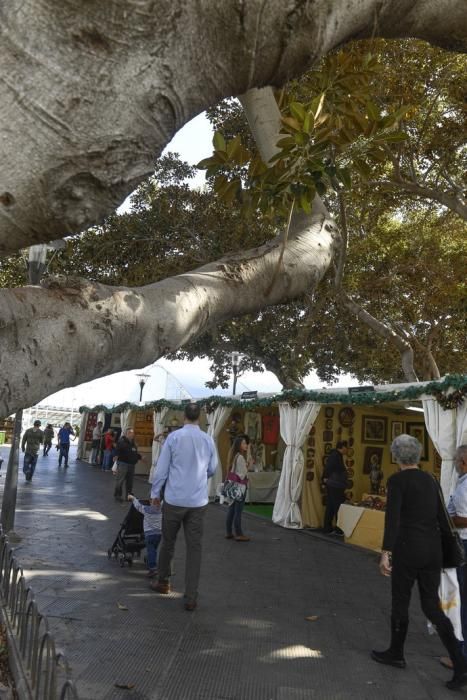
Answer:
[{"left": 78, "top": 374, "right": 466, "bottom": 532}]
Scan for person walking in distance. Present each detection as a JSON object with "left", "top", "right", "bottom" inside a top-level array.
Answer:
[
  {"left": 322, "top": 440, "right": 348, "bottom": 534},
  {"left": 114, "top": 428, "right": 141, "bottom": 502},
  {"left": 21, "top": 420, "right": 43, "bottom": 481},
  {"left": 150, "top": 403, "right": 217, "bottom": 611},
  {"left": 42, "top": 424, "right": 54, "bottom": 456},
  {"left": 90, "top": 421, "right": 103, "bottom": 466},
  {"left": 57, "top": 422, "right": 75, "bottom": 468},
  {"left": 102, "top": 429, "right": 116, "bottom": 471}
]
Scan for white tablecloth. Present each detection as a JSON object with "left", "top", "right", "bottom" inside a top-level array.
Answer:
[
  {"left": 337, "top": 504, "right": 365, "bottom": 537},
  {"left": 247, "top": 472, "right": 281, "bottom": 503}
]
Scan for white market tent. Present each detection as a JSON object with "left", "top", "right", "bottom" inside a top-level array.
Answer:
[{"left": 78, "top": 375, "right": 467, "bottom": 529}]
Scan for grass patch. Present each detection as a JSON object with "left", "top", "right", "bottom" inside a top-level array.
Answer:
[{"left": 244, "top": 504, "right": 273, "bottom": 519}]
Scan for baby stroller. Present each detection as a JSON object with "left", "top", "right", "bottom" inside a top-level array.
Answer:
[{"left": 108, "top": 499, "right": 148, "bottom": 567}]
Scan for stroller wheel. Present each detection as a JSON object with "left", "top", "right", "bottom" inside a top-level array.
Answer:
[{"left": 118, "top": 553, "right": 125, "bottom": 567}]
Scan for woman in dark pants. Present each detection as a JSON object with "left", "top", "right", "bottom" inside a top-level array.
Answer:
[
  {"left": 372, "top": 434, "right": 467, "bottom": 691},
  {"left": 225, "top": 436, "right": 250, "bottom": 542}
]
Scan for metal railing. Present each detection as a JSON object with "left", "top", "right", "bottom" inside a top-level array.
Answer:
[{"left": 0, "top": 530, "right": 80, "bottom": 699}]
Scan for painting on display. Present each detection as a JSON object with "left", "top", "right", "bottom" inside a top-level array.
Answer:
[
  {"left": 391, "top": 421, "right": 404, "bottom": 440},
  {"left": 406, "top": 422, "right": 429, "bottom": 461},
  {"left": 361, "top": 415, "right": 388, "bottom": 444},
  {"left": 362, "top": 446, "right": 384, "bottom": 493}
]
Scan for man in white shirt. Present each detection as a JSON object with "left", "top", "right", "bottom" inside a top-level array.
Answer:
[
  {"left": 150, "top": 403, "right": 217, "bottom": 611},
  {"left": 447, "top": 445, "right": 467, "bottom": 665}
]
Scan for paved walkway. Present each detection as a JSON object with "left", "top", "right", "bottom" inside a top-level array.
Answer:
[{"left": 0, "top": 445, "right": 460, "bottom": 699}]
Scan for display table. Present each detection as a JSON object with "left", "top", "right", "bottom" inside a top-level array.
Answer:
[
  {"left": 337, "top": 503, "right": 384, "bottom": 552},
  {"left": 247, "top": 472, "right": 281, "bottom": 503}
]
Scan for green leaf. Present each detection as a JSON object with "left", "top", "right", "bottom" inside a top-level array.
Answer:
[
  {"left": 302, "top": 112, "right": 312, "bottom": 134},
  {"left": 299, "top": 191, "right": 313, "bottom": 213},
  {"left": 337, "top": 167, "right": 352, "bottom": 189},
  {"left": 222, "top": 179, "right": 241, "bottom": 204},
  {"left": 213, "top": 131, "right": 226, "bottom": 152},
  {"left": 353, "top": 158, "right": 371, "bottom": 180},
  {"left": 196, "top": 157, "right": 217, "bottom": 170},
  {"left": 289, "top": 101, "right": 306, "bottom": 122},
  {"left": 213, "top": 175, "right": 229, "bottom": 195},
  {"left": 281, "top": 116, "right": 301, "bottom": 132},
  {"left": 366, "top": 101, "right": 380, "bottom": 121},
  {"left": 377, "top": 131, "right": 409, "bottom": 143}
]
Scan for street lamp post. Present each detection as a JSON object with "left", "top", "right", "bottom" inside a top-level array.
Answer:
[
  {"left": 231, "top": 352, "right": 240, "bottom": 396},
  {"left": 136, "top": 373, "right": 150, "bottom": 403}
]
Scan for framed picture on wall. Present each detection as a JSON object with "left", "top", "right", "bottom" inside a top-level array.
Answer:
[
  {"left": 391, "top": 421, "right": 404, "bottom": 441},
  {"left": 363, "top": 446, "right": 384, "bottom": 475},
  {"left": 361, "top": 415, "right": 387, "bottom": 444},
  {"left": 406, "top": 422, "right": 429, "bottom": 461}
]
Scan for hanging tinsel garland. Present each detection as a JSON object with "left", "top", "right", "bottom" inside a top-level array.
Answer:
[{"left": 79, "top": 374, "right": 466, "bottom": 415}]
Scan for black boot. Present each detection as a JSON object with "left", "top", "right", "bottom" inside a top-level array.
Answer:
[
  {"left": 435, "top": 618, "right": 467, "bottom": 690},
  {"left": 371, "top": 617, "right": 408, "bottom": 669}
]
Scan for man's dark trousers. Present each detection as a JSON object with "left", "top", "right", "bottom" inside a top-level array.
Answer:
[
  {"left": 324, "top": 487, "right": 345, "bottom": 532},
  {"left": 158, "top": 502, "right": 208, "bottom": 603}
]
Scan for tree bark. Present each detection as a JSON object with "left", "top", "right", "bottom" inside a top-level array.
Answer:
[
  {"left": 0, "top": 210, "right": 340, "bottom": 415},
  {"left": 263, "top": 357, "right": 306, "bottom": 391},
  {"left": 1, "top": 0, "right": 466, "bottom": 255},
  {"left": 369, "top": 179, "right": 467, "bottom": 221},
  {"left": 341, "top": 294, "right": 418, "bottom": 382}
]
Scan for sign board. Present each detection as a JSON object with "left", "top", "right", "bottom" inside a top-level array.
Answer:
[
  {"left": 241, "top": 391, "right": 258, "bottom": 399},
  {"left": 348, "top": 386, "right": 375, "bottom": 394}
]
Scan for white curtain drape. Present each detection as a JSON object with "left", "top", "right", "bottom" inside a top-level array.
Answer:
[
  {"left": 76, "top": 412, "right": 88, "bottom": 459},
  {"left": 273, "top": 402, "right": 321, "bottom": 529},
  {"left": 207, "top": 406, "right": 231, "bottom": 498},
  {"left": 456, "top": 400, "right": 467, "bottom": 447},
  {"left": 148, "top": 407, "right": 168, "bottom": 484},
  {"left": 422, "top": 399, "right": 458, "bottom": 498},
  {"left": 120, "top": 409, "right": 134, "bottom": 433}
]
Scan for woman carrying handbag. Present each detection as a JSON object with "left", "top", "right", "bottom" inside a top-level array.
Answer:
[
  {"left": 225, "top": 436, "right": 251, "bottom": 542},
  {"left": 371, "top": 434, "right": 467, "bottom": 691}
]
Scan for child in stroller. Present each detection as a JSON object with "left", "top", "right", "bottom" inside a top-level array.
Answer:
[{"left": 108, "top": 496, "right": 162, "bottom": 574}]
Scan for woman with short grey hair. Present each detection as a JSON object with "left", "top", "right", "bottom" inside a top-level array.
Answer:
[
  {"left": 390, "top": 434, "right": 422, "bottom": 466},
  {"left": 371, "top": 434, "right": 467, "bottom": 690}
]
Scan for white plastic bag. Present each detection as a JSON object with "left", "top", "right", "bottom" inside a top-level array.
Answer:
[
  {"left": 427, "top": 569, "right": 463, "bottom": 639},
  {"left": 111, "top": 461, "right": 118, "bottom": 475}
]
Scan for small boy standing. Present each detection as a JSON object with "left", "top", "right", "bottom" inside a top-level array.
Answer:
[{"left": 127, "top": 494, "right": 162, "bottom": 577}]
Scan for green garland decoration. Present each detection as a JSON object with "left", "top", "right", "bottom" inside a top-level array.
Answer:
[{"left": 79, "top": 374, "right": 466, "bottom": 415}]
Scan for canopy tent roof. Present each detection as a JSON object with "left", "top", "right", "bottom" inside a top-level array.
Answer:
[{"left": 79, "top": 374, "right": 466, "bottom": 414}]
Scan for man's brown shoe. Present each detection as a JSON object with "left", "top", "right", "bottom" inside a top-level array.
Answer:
[
  {"left": 235, "top": 535, "right": 250, "bottom": 542},
  {"left": 150, "top": 580, "right": 170, "bottom": 594},
  {"left": 184, "top": 600, "right": 197, "bottom": 611},
  {"left": 225, "top": 534, "right": 234, "bottom": 539}
]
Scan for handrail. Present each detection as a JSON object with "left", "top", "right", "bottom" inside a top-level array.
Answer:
[{"left": 0, "top": 528, "right": 80, "bottom": 699}]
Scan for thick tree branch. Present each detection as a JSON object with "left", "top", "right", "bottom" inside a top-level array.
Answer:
[
  {"left": 368, "top": 179, "right": 467, "bottom": 220},
  {"left": 1, "top": 0, "right": 466, "bottom": 255},
  {"left": 0, "top": 209, "right": 340, "bottom": 415},
  {"left": 340, "top": 294, "right": 418, "bottom": 382}
]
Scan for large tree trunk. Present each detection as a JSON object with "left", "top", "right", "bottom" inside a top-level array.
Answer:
[
  {"left": 1, "top": 0, "right": 466, "bottom": 255},
  {"left": 0, "top": 210, "right": 339, "bottom": 415}
]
